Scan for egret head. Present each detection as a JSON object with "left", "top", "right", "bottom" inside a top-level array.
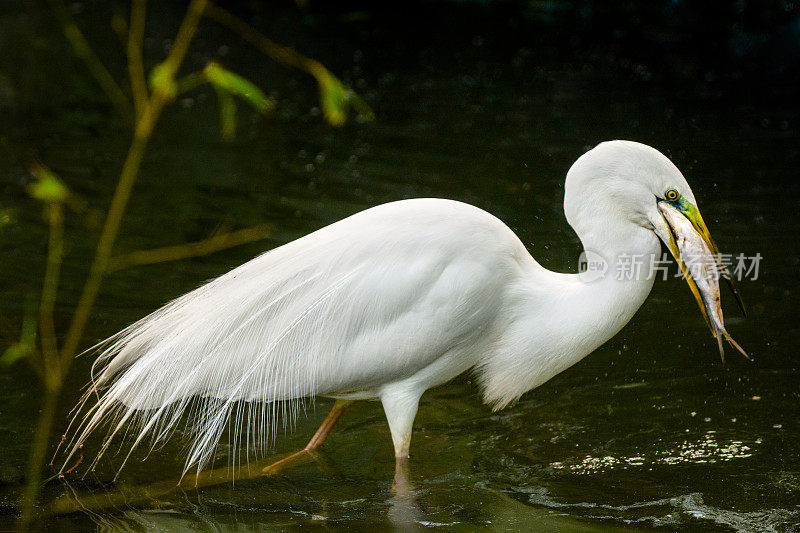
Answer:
[
  {"left": 564, "top": 140, "right": 745, "bottom": 318},
  {"left": 565, "top": 140, "right": 696, "bottom": 238}
]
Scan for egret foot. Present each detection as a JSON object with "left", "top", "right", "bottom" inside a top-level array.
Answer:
[{"left": 261, "top": 399, "right": 352, "bottom": 475}]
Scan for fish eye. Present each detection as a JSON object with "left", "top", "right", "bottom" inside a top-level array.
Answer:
[{"left": 665, "top": 189, "right": 679, "bottom": 201}]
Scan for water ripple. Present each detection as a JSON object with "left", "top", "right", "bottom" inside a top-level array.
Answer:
[{"left": 549, "top": 431, "right": 758, "bottom": 473}]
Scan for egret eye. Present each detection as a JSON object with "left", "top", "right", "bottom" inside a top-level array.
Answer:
[{"left": 665, "top": 189, "right": 679, "bottom": 201}]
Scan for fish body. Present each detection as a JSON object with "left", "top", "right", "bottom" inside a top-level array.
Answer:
[{"left": 658, "top": 203, "right": 749, "bottom": 362}]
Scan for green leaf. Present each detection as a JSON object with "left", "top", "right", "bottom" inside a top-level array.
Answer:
[
  {"left": 1, "top": 297, "right": 37, "bottom": 367},
  {"left": 317, "top": 71, "right": 348, "bottom": 127},
  {"left": 203, "top": 62, "right": 273, "bottom": 115},
  {"left": 28, "top": 164, "right": 69, "bottom": 204},
  {"left": 316, "top": 70, "right": 374, "bottom": 127},
  {"left": 1, "top": 343, "right": 34, "bottom": 366},
  {"left": 213, "top": 86, "right": 238, "bottom": 142}
]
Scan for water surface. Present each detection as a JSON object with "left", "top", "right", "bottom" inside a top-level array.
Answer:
[{"left": 0, "top": 2, "right": 798, "bottom": 530}]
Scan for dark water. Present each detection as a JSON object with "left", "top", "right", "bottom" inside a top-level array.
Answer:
[{"left": 1, "top": 2, "right": 799, "bottom": 531}]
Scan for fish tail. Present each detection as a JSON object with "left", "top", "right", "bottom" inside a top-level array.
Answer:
[
  {"left": 722, "top": 329, "right": 750, "bottom": 360},
  {"left": 715, "top": 331, "right": 725, "bottom": 365}
]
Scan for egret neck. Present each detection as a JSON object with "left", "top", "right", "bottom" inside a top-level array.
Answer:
[{"left": 480, "top": 208, "right": 662, "bottom": 409}]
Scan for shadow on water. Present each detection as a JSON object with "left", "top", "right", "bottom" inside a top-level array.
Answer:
[{"left": 1, "top": 1, "right": 799, "bottom": 530}]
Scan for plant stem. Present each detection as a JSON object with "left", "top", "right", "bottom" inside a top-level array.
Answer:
[
  {"left": 107, "top": 224, "right": 272, "bottom": 272},
  {"left": 127, "top": 0, "right": 149, "bottom": 119},
  {"left": 46, "top": 0, "right": 133, "bottom": 123},
  {"left": 19, "top": 387, "right": 59, "bottom": 530},
  {"left": 205, "top": 3, "right": 328, "bottom": 78},
  {"left": 19, "top": 202, "right": 65, "bottom": 529},
  {"left": 60, "top": 0, "right": 209, "bottom": 378},
  {"left": 38, "top": 203, "right": 64, "bottom": 370},
  {"left": 19, "top": 1, "right": 209, "bottom": 528}
]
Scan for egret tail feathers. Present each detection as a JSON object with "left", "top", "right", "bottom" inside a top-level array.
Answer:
[{"left": 61, "top": 263, "right": 361, "bottom": 476}]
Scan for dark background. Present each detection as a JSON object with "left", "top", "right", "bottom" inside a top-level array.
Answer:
[{"left": 1, "top": 1, "right": 799, "bottom": 530}]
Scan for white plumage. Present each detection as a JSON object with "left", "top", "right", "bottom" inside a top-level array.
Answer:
[{"left": 64, "top": 140, "right": 715, "bottom": 475}]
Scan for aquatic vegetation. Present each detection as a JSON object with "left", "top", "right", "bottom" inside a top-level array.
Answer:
[{"left": 1, "top": 1, "right": 372, "bottom": 528}]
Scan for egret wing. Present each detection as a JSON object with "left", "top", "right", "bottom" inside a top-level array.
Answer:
[{"left": 65, "top": 200, "right": 510, "bottom": 474}]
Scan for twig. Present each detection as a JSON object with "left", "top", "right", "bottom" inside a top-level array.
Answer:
[
  {"left": 204, "top": 3, "right": 374, "bottom": 124},
  {"left": 38, "top": 202, "right": 65, "bottom": 380},
  {"left": 19, "top": 387, "right": 60, "bottom": 528},
  {"left": 205, "top": 3, "right": 327, "bottom": 77},
  {"left": 59, "top": 0, "right": 209, "bottom": 369},
  {"left": 46, "top": 0, "right": 133, "bottom": 123},
  {"left": 127, "top": 0, "right": 148, "bottom": 119},
  {"left": 107, "top": 224, "right": 272, "bottom": 272},
  {"left": 47, "top": 446, "right": 318, "bottom": 516}
]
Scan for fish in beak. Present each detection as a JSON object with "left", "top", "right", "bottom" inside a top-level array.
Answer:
[{"left": 657, "top": 197, "right": 749, "bottom": 363}]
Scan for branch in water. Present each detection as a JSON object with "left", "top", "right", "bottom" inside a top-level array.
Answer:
[{"left": 107, "top": 224, "right": 273, "bottom": 272}]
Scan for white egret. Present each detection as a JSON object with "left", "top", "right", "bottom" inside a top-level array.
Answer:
[{"left": 61, "top": 140, "right": 746, "bottom": 477}]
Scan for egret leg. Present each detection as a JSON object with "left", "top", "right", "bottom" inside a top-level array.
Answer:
[
  {"left": 392, "top": 456, "right": 412, "bottom": 495},
  {"left": 381, "top": 389, "right": 421, "bottom": 460},
  {"left": 261, "top": 399, "right": 352, "bottom": 475}
]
